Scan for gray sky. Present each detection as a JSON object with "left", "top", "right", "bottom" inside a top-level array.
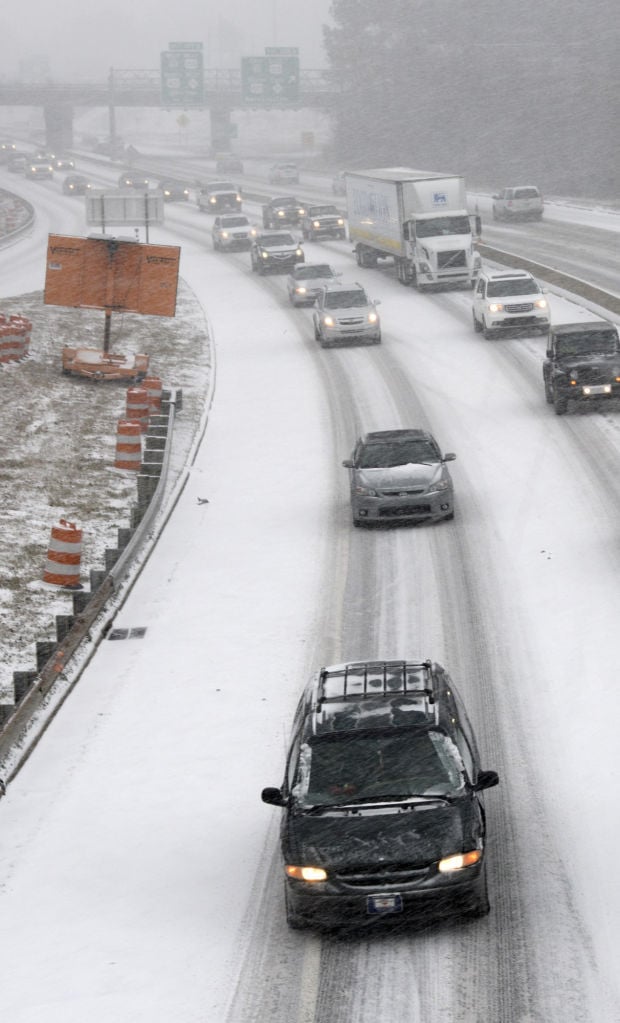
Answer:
[{"left": 1, "top": 0, "right": 332, "bottom": 81}]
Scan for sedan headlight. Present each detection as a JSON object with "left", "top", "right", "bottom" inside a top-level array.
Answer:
[
  {"left": 354, "top": 484, "right": 378, "bottom": 497},
  {"left": 295, "top": 286, "right": 307, "bottom": 295},
  {"left": 312, "top": 220, "right": 321, "bottom": 228},
  {"left": 295, "top": 248, "right": 303, "bottom": 257},
  {"left": 285, "top": 865, "right": 327, "bottom": 882},
  {"left": 337, "top": 218, "right": 344, "bottom": 226},
  {"left": 488, "top": 302, "right": 504, "bottom": 313},
  {"left": 209, "top": 196, "right": 217, "bottom": 204},
  {"left": 261, "top": 250, "right": 269, "bottom": 259},
  {"left": 277, "top": 209, "right": 285, "bottom": 217},
  {"left": 220, "top": 231, "right": 229, "bottom": 239},
  {"left": 430, "top": 477, "right": 451, "bottom": 493},
  {"left": 438, "top": 849, "right": 482, "bottom": 873},
  {"left": 534, "top": 298, "right": 548, "bottom": 309}
]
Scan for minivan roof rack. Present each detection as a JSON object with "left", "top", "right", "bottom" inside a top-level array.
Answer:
[{"left": 317, "top": 659, "right": 436, "bottom": 705}]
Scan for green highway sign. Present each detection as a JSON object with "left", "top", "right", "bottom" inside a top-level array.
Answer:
[
  {"left": 161, "top": 47, "right": 204, "bottom": 107},
  {"left": 241, "top": 53, "right": 300, "bottom": 105}
]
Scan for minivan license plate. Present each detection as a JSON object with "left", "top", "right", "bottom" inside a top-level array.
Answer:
[{"left": 367, "top": 893, "right": 403, "bottom": 915}]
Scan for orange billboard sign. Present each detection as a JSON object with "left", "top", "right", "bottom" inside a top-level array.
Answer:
[{"left": 44, "top": 235, "right": 180, "bottom": 317}]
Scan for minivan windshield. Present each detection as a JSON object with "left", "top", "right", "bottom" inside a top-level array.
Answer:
[{"left": 296, "top": 730, "right": 465, "bottom": 807}]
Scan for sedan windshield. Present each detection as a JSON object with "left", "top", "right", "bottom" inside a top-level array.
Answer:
[
  {"left": 296, "top": 265, "right": 333, "bottom": 279},
  {"left": 260, "top": 234, "right": 294, "bottom": 246},
  {"left": 220, "top": 217, "right": 248, "bottom": 228},
  {"left": 297, "top": 729, "right": 464, "bottom": 807},
  {"left": 358, "top": 441, "right": 439, "bottom": 468}
]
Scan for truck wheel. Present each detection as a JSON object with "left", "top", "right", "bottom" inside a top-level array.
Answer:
[
  {"left": 472, "top": 311, "right": 483, "bottom": 334},
  {"left": 544, "top": 378, "right": 554, "bottom": 404}
]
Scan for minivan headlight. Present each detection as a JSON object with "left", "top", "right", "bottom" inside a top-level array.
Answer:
[
  {"left": 438, "top": 850, "right": 482, "bottom": 873},
  {"left": 286, "top": 865, "right": 328, "bottom": 882},
  {"left": 488, "top": 302, "right": 504, "bottom": 313}
]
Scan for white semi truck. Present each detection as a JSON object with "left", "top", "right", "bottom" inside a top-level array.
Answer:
[{"left": 345, "top": 167, "right": 481, "bottom": 290}]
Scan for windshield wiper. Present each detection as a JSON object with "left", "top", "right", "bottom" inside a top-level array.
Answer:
[{"left": 301, "top": 793, "right": 456, "bottom": 813}]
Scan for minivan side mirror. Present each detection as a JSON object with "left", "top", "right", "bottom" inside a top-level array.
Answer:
[
  {"left": 472, "top": 770, "right": 499, "bottom": 792},
  {"left": 342, "top": 458, "right": 354, "bottom": 468},
  {"left": 261, "top": 786, "right": 287, "bottom": 806},
  {"left": 443, "top": 452, "right": 456, "bottom": 462}
]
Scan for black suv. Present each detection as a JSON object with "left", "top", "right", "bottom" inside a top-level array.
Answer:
[
  {"left": 262, "top": 196, "right": 306, "bottom": 229},
  {"left": 543, "top": 320, "right": 620, "bottom": 415},
  {"left": 250, "top": 231, "right": 304, "bottom": 274},
  {"left": 262, "top": 659, "right": 499, "bottom": 931}
]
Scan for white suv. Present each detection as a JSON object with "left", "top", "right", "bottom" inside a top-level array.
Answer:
[
  {"left": 472, "top": 270, "right": 550, "bottom": 339},
  {"left": 313, "top": 282, "right": 381, "bottom": 347},
  {"left": 492, "top": 186, "right": 543, "bottom": 222}
]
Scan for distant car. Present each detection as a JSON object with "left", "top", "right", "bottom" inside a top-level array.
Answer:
[
  {"left": 472, "top": 270, "right": 549, "bottom": 339},
  {"left": 35, "top": 150, "right": 56, "bottom": 163},
  {"left": 117, "top": 171, "right": 149, "bottom": 190},
  {"left": 300, "top": 203, "right": 346, "bottom": 241},
  {"left": 215, "top": 153, "right": 244, "bottom": 174},
  {"left": 211, "top": 214, "right": 256, "bottom": 251},
  {"left": 342, "top": 429, "right": 456, "bottom": 526},
  {"left": 62, "top": 174, "right": 92, "bottom": 196},
  {"left": 312, "top": 281, "right": 381, "bottom": 347},
  {"left": 6, "top": 154, "right": 27, "bottom": 173},
  {"left": 158, "top": 179, "right": 190, "bottom": 202},
  {"left": 262, "top": 196, "right": 306, "bottom": 229},
  {"left": 197, "top": 181, "right": 243, "bottom": 213},
  {"left": 492, "top": 186, "right": 543, "bottom": 221},
  {"left": 26, "top": 158, "right": 54, "bottom": 180},
  {"left": 250, "top": 231, "right": 304, "bottom": 274},
  {"left": 286, "top": 263, "right": 341, "bottom": 306},
  {"left": 331, "top": 170, "right": 346, "bottom": 195},
  {"left": 53, "top": 156, "right": 75, "bottom": 171},
  {"left": 268, "top": 162, "right": 300, "bottom": 185},
  {"left": 0, "top": 141, "right": 17, "bottom": 162}
]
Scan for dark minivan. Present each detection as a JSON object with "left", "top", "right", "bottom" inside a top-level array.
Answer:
[{"left": 262, "top": 659, "right": 499, "bottom": 931}]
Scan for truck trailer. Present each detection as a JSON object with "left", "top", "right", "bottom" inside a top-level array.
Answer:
[{"left": 345, "top": 168, "right": 481, "bottom": 290}]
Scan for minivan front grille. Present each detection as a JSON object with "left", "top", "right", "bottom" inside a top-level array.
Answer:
[{"left": 336, "top": 862, "right": 429, "bottom": 887}]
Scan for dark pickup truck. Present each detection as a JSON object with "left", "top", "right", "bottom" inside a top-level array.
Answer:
[
  {"left": 262, "top": 196, "right": 306, "bottom": 229},
  {"left": 300, "top": 203, "right": 346, "bottom": 240},
  {"left": 543, "top": 320, "right": 620, "bottom": 414}
]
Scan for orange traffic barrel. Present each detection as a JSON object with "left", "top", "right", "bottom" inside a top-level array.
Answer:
[
  {"left": 126, "top": 386, "right": 150, "bottom": 432},
  {"left": 142, "top": 375, "right": 162, "bottom": 412},
  {"left": 0, "top": 325, "right": 23, "bottom": 362},
  {"left": 43, "top": 519, "right": 82, "bottom": 588},
  {"left": 114, "top": 418, "right": 142, "bottom": 470}
]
